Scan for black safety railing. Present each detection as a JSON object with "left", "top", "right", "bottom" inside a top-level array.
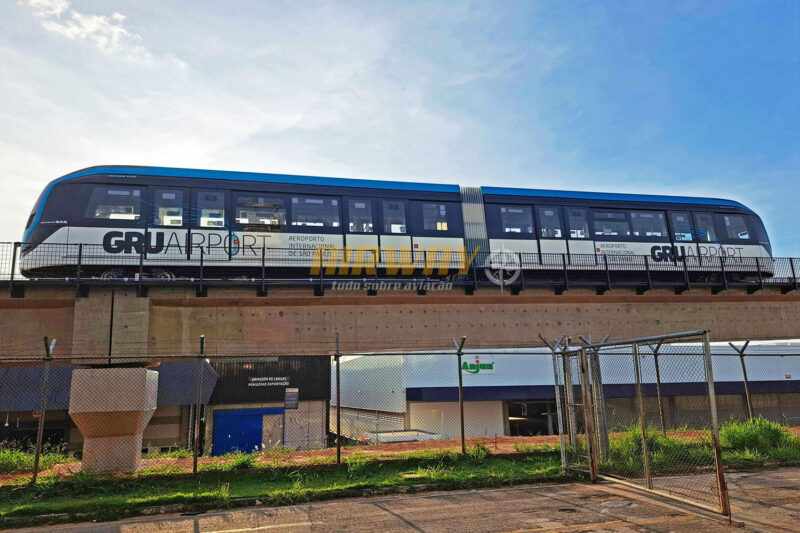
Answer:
[{"left": 1, "top": 241, "right": 798, "bottom": 296}]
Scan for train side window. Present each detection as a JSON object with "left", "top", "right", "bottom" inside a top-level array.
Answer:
[
  {"left": 153, "top": 189, "right": 184, "bottom": 227},
  {"left": 750, "top": 216, "right": 769, "bottom": 244},
  {"left": 195, "top": 190, "right": 225, "bottom": 228},
  {"left": 382, "top": 200, "right": 407, "bottom": 234},
  {"left": 291, "top": 196, "right": 340, "bottom": 228},
  {"left": 566, "top": 208, "right": 589, "bottom": 239},
  {"left": 348, "top": 199, "right": 373, "bottom": 233},
  {"left": 422, "top": 202, "right": 450, "bottom": 232},
  {"left": 693, "top": 212, "right": 718, "bottom": 242},
  {"left": 499, "top": 205, "right": 534, "bottom": 234},
  {"left": 592, "top": 210, "right": 631, "bottom": 238},
  {"left": 235, "top": 193, "right": 286, "bottom": 227},
  {"left": 670, "top": 212, "right": 693, "bottom": 242},
  {"left": 536, "top": 206, "right": 563, "bottom": 239},
  {"left": 719, "top": 213, "right": 750, "bottom": 241},
  {"left": 85, "top": 185, "right": 142, "bottom": 221},
  {"left": 630, "top": 210, "right": 667, "bottom": 238}
]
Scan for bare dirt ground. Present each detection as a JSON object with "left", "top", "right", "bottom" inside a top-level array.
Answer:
[{"left": 0, "top": 435, "right": 560, "bottom": 484}]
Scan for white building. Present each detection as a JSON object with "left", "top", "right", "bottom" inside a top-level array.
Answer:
[{"left": 331, "top": 342, "right": 800, "bottom": 441}]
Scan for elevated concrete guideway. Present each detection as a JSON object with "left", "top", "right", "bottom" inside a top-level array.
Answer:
[{"left": 0, "top": 287, "right": 799, "bottom": 358}]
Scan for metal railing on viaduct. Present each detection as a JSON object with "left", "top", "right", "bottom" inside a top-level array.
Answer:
[{"left": 1, "top": 241, "right": 798, "bottom": 297}]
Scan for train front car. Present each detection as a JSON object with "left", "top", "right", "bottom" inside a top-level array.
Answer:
[
  {"left": 478, "top": 186, "right": 773, "bottom": 287},
  {"left": 19, "top": 165, "right": 467, "bottom": 279}
]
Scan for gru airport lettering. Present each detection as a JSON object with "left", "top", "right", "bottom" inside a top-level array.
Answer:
[
  {"left": 650, "top": 244, "right": 746, "bottom": 262},
  {"left": 99, "top": 229, "right": 477, "bottom": 276}
]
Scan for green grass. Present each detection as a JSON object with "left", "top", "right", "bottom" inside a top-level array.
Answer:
[
  {"left": 720, "top": 417, "right": 798, "bottom": 452},
  {"left": 0, "top": 446, "right": 74, "bottom": 474},
  {"left": 599, "top": 420, "right": 800, "bottom": 476},
  {"left": 0, "top": 448, "right": 564, "bottom": 528}
]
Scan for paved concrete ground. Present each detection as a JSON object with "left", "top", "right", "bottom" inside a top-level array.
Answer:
[{"left": 18, "top": 468, "right": 800, "bottom": 532}]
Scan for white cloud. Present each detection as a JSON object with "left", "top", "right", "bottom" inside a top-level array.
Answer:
[
  {"left": 18, "top": 0, "right": 68, "bottom": 18},
  {"left": 18, "top": 0, "right": 183, "bottom": 66}
]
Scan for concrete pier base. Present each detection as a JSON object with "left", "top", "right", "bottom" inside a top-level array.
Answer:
[{"left": 69, "top": 367, "right": 158, "bottom": 474}]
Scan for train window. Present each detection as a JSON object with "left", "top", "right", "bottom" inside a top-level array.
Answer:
[
  {"left": 195, "top": 190, "right": 225, "bottom": 228},
  {"left": 85, "top": 186, "right": 141, "bottom": 221},
  {"left": 670, "top": 212, "right": 693, "bottom": 242},
  {"left": 750, "top": 216, "right": 769, "bottom": 244},
  {"left": 536, "top": 206, "right": 563, "bottom": 239},
  {"left": 566, "top": 208, "right": 589, "bottom": 239},
  {"left": 592, "top": 210, "right": 631, "bottom": 237},
  {"left": 235, "top": 194, "right": 286, "bottom": 226},
  {"left": 382, "top": 200, "right": 407, "bottom": 234},
  {"left": 630, "top": 211, "right": 667, "bottom": 238},
  {"left": 291, "top": 196, "right": 340, "bottom": 228},
  {"left": 422, "top": 203, "right": 449, "bottom": 232},
  {"left": 719, "top": 214, "right": 750, "bottom": 240},
  {"left": 348, "top": 200, "right": 373, "bottom": 233},
  {"left": 693, "top": 212, "right": 718, "bottom": 242},
  {"left": 153, "top": 189, "right": 184, "bottom": 226},
  {"left": 499, "top": 206, "right": 534, "bottom": 234}
]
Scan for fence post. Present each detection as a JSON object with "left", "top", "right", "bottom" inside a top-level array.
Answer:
[
  {"left": 541, "top": 335, "right": 568, "bottom": 473},
  {"left": 31, "top": 337, "right": 55, "bottom": 484},
  {"left": 335, "top": 332, "right": 342, "bottom": 465},
  {"left": 562, "top": 347, "right": 578, "bottom": 447},
  {"left": 193, "top": 335, "right": 205, "bottom": 475},
  {"left": 632, "top": 343, "right": 653, "bottom": 489},
  {"left": 588, "top": 348, "right": 609, "bottom": 460},
  {"left": 651, "top": 342, "right": 667, "bottom": 436},
  {"left": 75, "top": 243, "right": 83, "bottom": 289},
  {"left": 551, "top": 349, "right": 567, "bottom": 473},
  {"left": 260, "top": 246, "right": 267, "bottom": 296},
  {"left": 454, "top": 336, "right": 467, "bottom": 454},
  {"left": 729, "top": 341, "right": 753, "bottom": 420},
  {"left": 199, "top": 247, "right": 205, "bottom": 295},
  {"left": 578, "top": 348, "right": 598, "bottom": 482},
  {"left": 703, "top": 332, "right": 731, "bottom": 516},
  {"left": 9, "top": 242, "right": 19, "bottom": 296}
]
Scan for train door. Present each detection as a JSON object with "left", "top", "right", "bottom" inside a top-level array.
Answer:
[
  {"left": 378, "top": 199, "right": 413, "bottom": 270},
  {"left": 189, "top": 189, "right": 230, "bottom": 266},
  {"left": 344, "top": 198, "right": 379, "bottom": 272},
  {"left": 535, "top": 206, "right": 567, "bottom": 267},
  {"left": 146, "top": 188, "right": 190, "bottom": 268},
  {"left": 409, "top": 201, "right": 465, "bottom": 272}
]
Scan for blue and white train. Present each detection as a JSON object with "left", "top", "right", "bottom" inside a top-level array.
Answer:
[{"left": 20, "top": 165, "right": 772, "bottom": 280}]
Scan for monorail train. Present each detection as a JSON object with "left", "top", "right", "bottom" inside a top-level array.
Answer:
[{"left": 19, "top": 165, "right": 772, "bottom": 281}]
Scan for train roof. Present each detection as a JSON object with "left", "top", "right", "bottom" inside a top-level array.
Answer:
[
  {"left": 49, "top": 165, "right": 750, "bottom": 210},
  {"left": 52, "top": 165, "right": 461, "bottom": 193},
  {"left": 481, "top": 186, "right": 751, "bottom": 211}
]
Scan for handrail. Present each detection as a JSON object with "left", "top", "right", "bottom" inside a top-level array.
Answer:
[{"left": 3, "top": 240, "right": 798, "bottom": 295}]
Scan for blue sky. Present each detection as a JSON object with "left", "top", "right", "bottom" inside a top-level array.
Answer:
[{"left": 1, "top": 1, "right": 798, "bottom": 253}]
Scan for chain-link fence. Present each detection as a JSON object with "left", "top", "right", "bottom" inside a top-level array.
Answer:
[
  {"left": 2, "top": 332, "right": 800, "bottom": 500},
  {"left": 553, "top": 331, "right": 732, "bottom": 516}
]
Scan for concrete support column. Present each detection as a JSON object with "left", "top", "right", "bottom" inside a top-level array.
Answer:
[{"left": 68, "top": 367, "right": 158, "bottom": 473}]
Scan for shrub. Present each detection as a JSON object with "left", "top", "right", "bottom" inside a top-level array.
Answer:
[
  {"left": 466, "top": 443, "right": 490, "bottom": 463},
  {"left": 720, "top": 418, "right": 795, "bottom": 452},
  {"left": 0, "top": 442, "right": 72, "bottom": 474}
]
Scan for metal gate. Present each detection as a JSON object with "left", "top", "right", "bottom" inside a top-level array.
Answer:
[{"left": 552, "top": 330, "right": 730, "bottom": 516}]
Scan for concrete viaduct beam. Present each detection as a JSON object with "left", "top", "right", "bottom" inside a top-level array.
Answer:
[{"left": 0, "top": 287, "right": 799, "bottom": 357}]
